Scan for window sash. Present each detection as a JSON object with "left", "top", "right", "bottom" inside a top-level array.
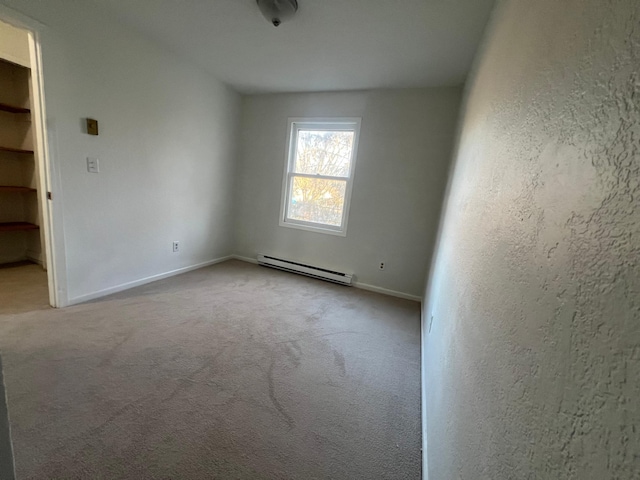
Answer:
[
  {"left": 287, "top": 172, "right": 347, "bottom": 182},
  {"left": 284, "top": 174, "right": 348, "bottom": 230},
  {"left": 291, "top": 129, "right": 355, "bottom": 178},
  {"left": 280, "top": 118, "right": 361, "bottom": 236}
]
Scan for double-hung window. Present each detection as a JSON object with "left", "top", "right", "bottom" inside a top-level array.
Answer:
[{"left": 280, "top": 118, "right": 361, "bottom": 236}]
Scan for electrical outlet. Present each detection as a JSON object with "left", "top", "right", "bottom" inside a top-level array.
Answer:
[
  {"left": 379, "top": 262, "right": 385, "bottom": 270},
  {"left": 172, "top": 241, "right": 179, "bottom": 253}
]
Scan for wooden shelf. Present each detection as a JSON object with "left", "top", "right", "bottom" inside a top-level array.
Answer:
[
  {"left": 0, "top": 145, "right": 34, "bottom": 155},
  {"left": 0, "top": 102, "right": 30, "bottom": 114},
  {"left": 0, "top": 222, "right": 39, "bottom": 232},
  {"left": 0, "top": 186, "right": 36, "bottom": 193}
]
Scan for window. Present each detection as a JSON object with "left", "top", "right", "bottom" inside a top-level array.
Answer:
[{"left": 280, "top": 118, "right": 361, "bottom": 236}]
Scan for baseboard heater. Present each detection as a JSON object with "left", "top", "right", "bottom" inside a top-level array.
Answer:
[{"left": 257, "top": 254, "right": 353, "bottom": 286}]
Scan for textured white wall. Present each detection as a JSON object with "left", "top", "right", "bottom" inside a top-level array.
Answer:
[
  {"left": 234, "top": 89, "right": 461, "bottom": 298},
  {"left": 0, "top": 1, "right": 241, "bottom": 304},
  {"left": 423, "top": 0, "right": 640, "bottom": 478}
]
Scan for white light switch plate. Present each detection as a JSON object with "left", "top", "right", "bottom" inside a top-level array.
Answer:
[{"left": 87, "top": 157, "right": 99, "bottom": 173}]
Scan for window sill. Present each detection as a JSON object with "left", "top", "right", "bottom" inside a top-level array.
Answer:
[{"left": 279, "top": 220, "right": 347, "bottom": 237}]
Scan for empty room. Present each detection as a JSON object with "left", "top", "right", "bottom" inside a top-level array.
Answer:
[{"left": 0, "top": 0, "right": 638, "bottom": 479}]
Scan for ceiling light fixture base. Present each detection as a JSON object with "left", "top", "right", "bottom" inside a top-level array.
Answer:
[{"left": 256, "top": 0, "right": 299, "bottom": 27}]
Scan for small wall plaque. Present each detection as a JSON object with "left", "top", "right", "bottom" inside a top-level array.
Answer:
[{"left": 86, "top": 118, "right": 99, "bottom": 135}]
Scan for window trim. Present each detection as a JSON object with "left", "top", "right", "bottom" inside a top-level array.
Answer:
[{"left": 279, "top": 117, "right": 362, "bottom": 237}]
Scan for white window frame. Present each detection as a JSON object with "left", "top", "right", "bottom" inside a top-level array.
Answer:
[{"left": 279, "top": 117, "right": 362, "bottom": 237}]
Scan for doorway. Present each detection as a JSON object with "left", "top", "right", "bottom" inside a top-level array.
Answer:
[{"left": 0, "top": 15, "right": 58, "bottom": 311}]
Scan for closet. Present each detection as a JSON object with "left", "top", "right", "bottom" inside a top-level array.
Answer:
[{"left": 0, "top": 57, "right": 44, "bottom": 266}]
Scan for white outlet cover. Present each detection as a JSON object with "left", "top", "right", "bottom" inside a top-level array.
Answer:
[{"left": 87, "top": 157, "right": 99, "bottom": 173}]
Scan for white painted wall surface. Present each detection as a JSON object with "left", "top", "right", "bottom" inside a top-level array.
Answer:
[
  {"left": 423, "top": 0, "right": 639, "bottom": 478},
  {"left": 0, "top": 1, "right": 241, "bottom": 304},
  {"left": 0, "top": 18, "right": 29, "bottom": 67},
  {"left": 234, "top": 89, "right": 461, "bottom": 298}
]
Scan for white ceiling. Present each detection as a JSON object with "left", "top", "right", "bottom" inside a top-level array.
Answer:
[{"left": 91, "top": 0, "right": 496, "bottom": 94}]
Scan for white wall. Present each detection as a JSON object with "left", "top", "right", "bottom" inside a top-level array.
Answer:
[
  {"left": 0, "top": 1, "right": 241, "bottom": 304},
  {"left": 235, "top": 89, "right": 461, "bottom": 298},
  {"left": 423, "top": 0, "right": 639, "bottom": 478}
]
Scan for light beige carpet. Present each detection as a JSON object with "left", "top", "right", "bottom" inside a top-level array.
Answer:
[{"left": 0, "top": 260, "right": 421, "bottom": 479}]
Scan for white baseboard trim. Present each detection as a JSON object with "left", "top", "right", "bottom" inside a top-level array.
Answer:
[
  {"left": 353, "top": 282, "right": 421, "bottom": 302},
  {"left": 68, "top": 255, "right": 234, "bottom": 306},
  {"left": 231, "top": 254, "right": 420, "bottom": 302}
]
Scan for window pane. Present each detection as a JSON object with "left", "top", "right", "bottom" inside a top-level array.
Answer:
[
  {"left": 294, "top": 130, "right": 354, "bottom": 177},
  {"left": 288, "top": 176, "right": 347, "bottom": 227}
]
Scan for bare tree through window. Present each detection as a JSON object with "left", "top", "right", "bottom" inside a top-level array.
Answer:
[{"left": 288, "top": 130, "right": 354, "bottom": 226}]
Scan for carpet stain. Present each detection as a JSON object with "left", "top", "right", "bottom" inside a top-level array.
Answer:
[
  {"left": 282, "top": 340, "right": 302, "bottom": 367},
  {"left": 267, "top": 357, "right": 295, "bottom": 430},
  {"left": 306, "top": 304, "right": 329, "bottom": 323},
  {"left": 333, "top": 349, "right": 347, "bottom": 377},
  {"left": 274, "top": 330, "right": 364, "bottom": 345},
  {"left": 162, "top": 348, "right": 229, "bottom": 404},
  {"left": 98, "top": 329, "right": 136, "bottom": 367}
]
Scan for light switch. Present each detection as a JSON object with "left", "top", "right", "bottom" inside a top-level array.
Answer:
[{"left": 87, "top": 157, "right": 100, "bottom": 173}]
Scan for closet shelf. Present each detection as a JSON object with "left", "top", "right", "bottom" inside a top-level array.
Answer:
[
  {"left": 0, "top": 222, "right": 39, "bottom": 232},
  {"left": 0, "top": 146, "right": 34, "bottom": 155},
  {"left": 0, "top": 186, "right": 37, "bottom": 193},
  {"left": 0, "top": 102, "right": 30, "bottom": 114}
]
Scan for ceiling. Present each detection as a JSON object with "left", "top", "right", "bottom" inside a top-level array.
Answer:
[{"left": 90, "top": 0, "right": 496, "bottom": 94}]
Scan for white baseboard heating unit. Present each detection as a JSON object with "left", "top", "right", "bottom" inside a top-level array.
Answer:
[{"left": 257, "top": 254, "right": 353, "bottom": 286}]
